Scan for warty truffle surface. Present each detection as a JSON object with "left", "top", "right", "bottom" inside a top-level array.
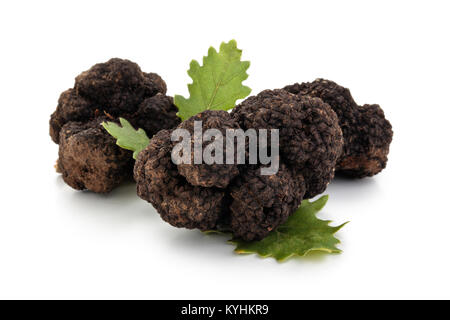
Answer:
[
  {"left": 284, "top": 79, "right": 393, "bottom": 178},
  {"left": 50, "top": 58, "right": 180, "bottom": 192}
]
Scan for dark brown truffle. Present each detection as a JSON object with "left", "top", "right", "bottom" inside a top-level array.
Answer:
[
  {"left": 134, "top": 130, "right": 226, "bottom": 230},
  {"left": 229, "top": 163, "right": 305, "bottom": 241},
  {"left": 175, "top": 110, "right": 241, "bottom": 188},
  {"left": 128, "top": 93, "right": 180, "bottom": 139},
  {"left": 284, "top": 79, "right": 393, "bottom": 178},
  {"left": 231, "top": 89, "right": 343, "bottom": 198},
  {"left": 50, "top": 58, "right": 181, "bottom": 192},
  {"left": 50, "top": 89, "right": 95, "bottom": 144},
  {"left": 134, "top": 101, "right": 341, "bottom": 240},
  {"left": 74, "top": 60, "right": 165, "bottom": 116},
  {"left": 58, "top": 117, "right": 133, "bottom": 193},
  {"left": 50, "top": 58, "right": 174, "bottom": 144}
]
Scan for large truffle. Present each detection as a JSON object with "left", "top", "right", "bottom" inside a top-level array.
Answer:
[
  {"left": 284, "top": 79, "right": 393, "bottom": 178},
  {"left": 232, "top": 89, "right": 343, "bottom": 198},
  {"left": 135, "top": 94, "right": 342, "bottom": 240},
  {"left": 50, "top": 58, "right": 180, "bottom": 192}
]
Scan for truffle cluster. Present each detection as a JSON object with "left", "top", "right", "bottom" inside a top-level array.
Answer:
[
  {"left": 135, "top": 90, "right": 344, "bottom": 241},
  {"left": 50, "top": 58, "right": 180, "bottom": 193},
  {"left": 284, "top": 79, "right": 393, "bottom": 178}
]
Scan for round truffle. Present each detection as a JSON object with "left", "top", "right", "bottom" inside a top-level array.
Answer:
[
  {"left": 229, "top": 163, "right": 305, "bottom": 241},
  {"left": 174, "top": 110, "right": 241, "bottom": 188},
  {"left": 232, "top": 89, "right": 343, "bottom": 198},
  {"left": 58, "top": 117, "right": 133, "bottom": 193},
  {"left": 128, "top": 93, "right": 180, "bottom": 139},
  {"left": 284, "top": 79, "right": 393, "bottom": 178},
  {"left": 134, "top": 130, "right": 227, "bottom": 231}
]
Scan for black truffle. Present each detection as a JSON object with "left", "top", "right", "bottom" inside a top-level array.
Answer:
[
  {"left": 58, "top": 117, "right": 133, "bottom": 193},
  {"left": 230, "top": 163, "right": 305, "bottom": 241},
  {"left": 135, "top": 93, "right": 343, "bottom": 240},
  {"left": 175, "top": 110, "right": 241, "bottom": 188},
  {"left": 50, "top": 58, "right": 180, "bottom": 192},
  {"left": 232, "top": 89, "right": 343, "bottom": 198},
  {"left": 134, "top": 129, "right": 227, "bottom": 231},
  {"left": 284, "top": 79, "right": 393, "bottom": 178}
]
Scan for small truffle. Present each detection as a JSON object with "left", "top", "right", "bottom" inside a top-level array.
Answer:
[
  {"left": 50, "top": 58, "right": 180, "bottom": 192},
  {"left": 134, "top": 129, "right": 227, "bottom": 230},
  {"left": 50, "top": 89, "right": 94, "bottom": 144},
  {"left": 175, "top": 110, "right": 241, "bottom": 188},
  {"left": 230, "top": 163, "right": 305, "bottom": 241},
  {"left": 129, "top": 93, "right": 180, "bottom": 139},
  {"left": 284, "top": 79, "right": 393, "bottom": 178},
  {"left": 58, "top": 117, "right": 133, "bottom": 193},
  {"left": 232, "top": 89, "right": 343, "bottom": 198}
]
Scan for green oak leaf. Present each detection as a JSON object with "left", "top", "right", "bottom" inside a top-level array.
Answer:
[
  {"left": 229, "top": 195, "right": 347, "bottom": 262},
  {"left": 102, "top": 118, "right": 150, "bottom": 159},
  {"left": 174, "top": 40, "right": 251, "bottom": 120}
]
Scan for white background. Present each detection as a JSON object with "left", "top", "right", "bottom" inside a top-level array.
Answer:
[{"left": 1, "top": 0, "right": 449, "bottom": 299}]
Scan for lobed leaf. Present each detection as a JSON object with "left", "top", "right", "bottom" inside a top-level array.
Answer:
[
  {"left": 230, "top": 195, "right": 347, "bottom": 261},
  {"left": 174, "top": 40, "right": 251, "bottom": 120},
  {"left": 102, "top": 118, "right": 150, "bottom": 159}
]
